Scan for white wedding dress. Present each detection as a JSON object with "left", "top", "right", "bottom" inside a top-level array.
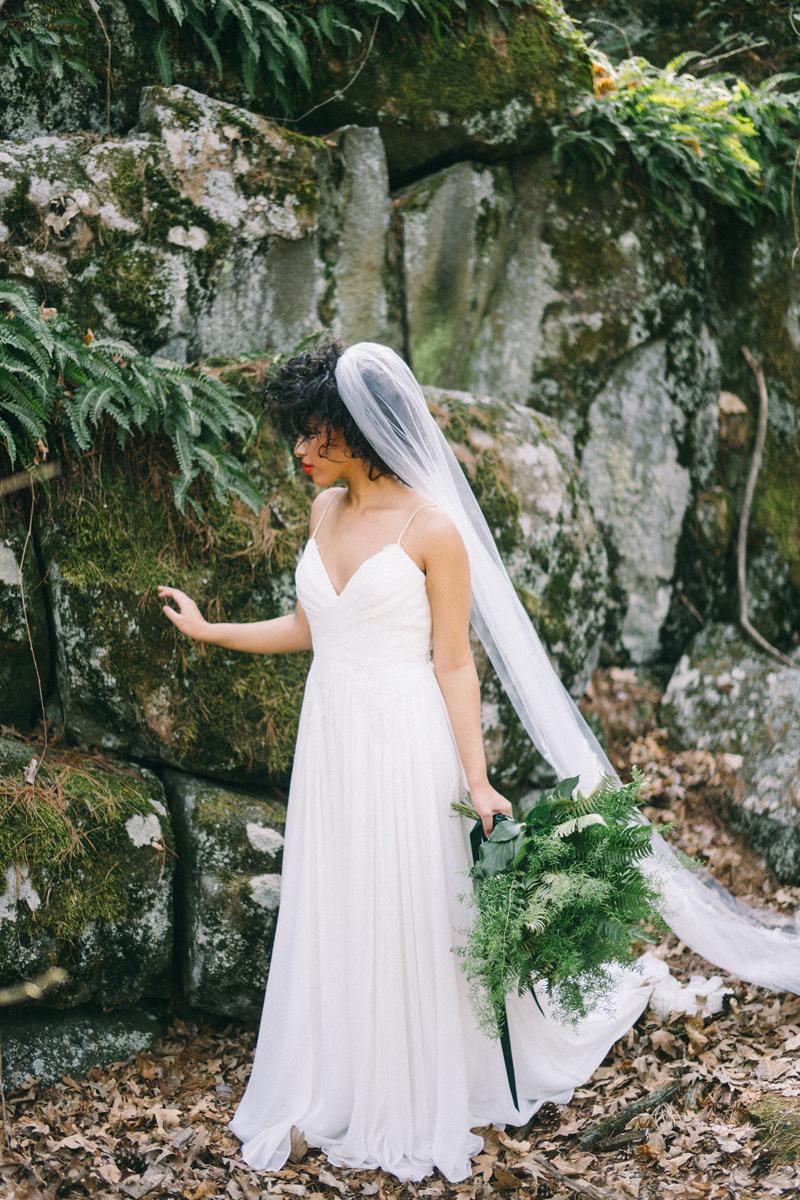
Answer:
[{"left": 229, "top": 505, "right": 669, "bottom": 1182}]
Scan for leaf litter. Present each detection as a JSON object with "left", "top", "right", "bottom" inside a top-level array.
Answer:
[{"left": 2, "top": 666, "right": 800, "bottom": 1199}]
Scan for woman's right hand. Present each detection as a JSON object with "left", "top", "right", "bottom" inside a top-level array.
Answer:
[{"left": 158, "top": 587, "right": 209, "bottom": 641}]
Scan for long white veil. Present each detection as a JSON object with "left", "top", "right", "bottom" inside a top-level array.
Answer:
[{"left": 335, "top": 342, "right": 800, "bottom": 996}]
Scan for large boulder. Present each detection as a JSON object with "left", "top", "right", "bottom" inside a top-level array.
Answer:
[
  {"left": 0, "top": 86, "right": 402, "bottom": 359},
  {"left": 0, "top": 1003, "right": 166, "bottom": 1090},
  {"left": 661, "top": 624, "right": 800, "bottom": 883},
  {"left": 163, "top": 771, "right": 286, "bottom": 1020},
  {"left": 40, "top": 414, "right": 313, "bottom": 787},
  {"left": 300, "top": 7, "right": 591, "bottom": 184},
  {"left": 0, "top": 737, "right": 174, "bottom": 1007},
  {"left": 398, "top": 155, "right": 721, "bottom": 664},
  {"left": 426, "top": 387, "right": 610, "bottom": 792},
  {"left": 0, "top": 519, "right": 50, "bottom": 729},
  {"left": 580, "top": 340, "right": 697, "bottom": 664}
]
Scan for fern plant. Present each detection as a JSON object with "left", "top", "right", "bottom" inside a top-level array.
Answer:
[
  {"left": 0, "top": 0, "right": 564, "bottom": 111},
  {"left": 453, "top": 769, "right": 669, "bottom": 1035},
  {"left": 141, "top": 0, "right": 550, "bottom": 106},
  {"left": 553, "top": 52, "right": 800, "bottom": 227},
  {"left": 0, "top": 282, "right": 261, "bottom": 516}
]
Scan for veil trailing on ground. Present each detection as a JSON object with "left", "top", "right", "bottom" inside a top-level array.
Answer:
[{"left": 335, "top": 342, "right": 800, "bottom": 996}]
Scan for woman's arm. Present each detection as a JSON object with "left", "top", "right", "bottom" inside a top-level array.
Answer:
[
  {"left": 158, "top": 587, "right": 312, "bottom": 653},
  {"left": 422, "top": 513, "right": 513, "bottom": 836},
  {"left": 157, "top": 493, "right": 329, "bottom": 654}
]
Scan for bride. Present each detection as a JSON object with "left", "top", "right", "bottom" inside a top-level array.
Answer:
[{"left": 159, "top": 341, "right": 800, "bottom": 1183}]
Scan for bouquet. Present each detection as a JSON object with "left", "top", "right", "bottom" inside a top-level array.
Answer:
[{"left": 453, "top": 770, "right": 669, "bottom": 1037}]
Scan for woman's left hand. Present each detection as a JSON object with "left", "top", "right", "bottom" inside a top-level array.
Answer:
[{"left": 470, "top": 781, "right": 514, "bottom": 838}]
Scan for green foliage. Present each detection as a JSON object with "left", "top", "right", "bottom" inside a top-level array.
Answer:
[
  {"left": 553, "top": 54, "right": 800, "bottom": 227},
  {"left": 138, "top": 0, "right": 562, "bottom": 108},
  {"left": 0, "top": 753, "right": 169, "bottom": 942},
  {"left": 0, "top": 282, "right": 260, "bottom": 516},
  {"left": 0, "top": 0, "right": 574, "bottom": 111},
  {"left": 455, "top": 770, "right": 669, "bottom": 1035},
  {"left": 0, "top": 6, "right": 95, "bottom": 84}
]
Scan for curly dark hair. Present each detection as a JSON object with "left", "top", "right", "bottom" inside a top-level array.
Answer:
[{"left": 263, "top": 341, "right": 393, "bottom": 479}]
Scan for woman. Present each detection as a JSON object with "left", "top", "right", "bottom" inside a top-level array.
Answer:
[{"left": 160, "top": 341, "right": 800, "bottom": 1182}]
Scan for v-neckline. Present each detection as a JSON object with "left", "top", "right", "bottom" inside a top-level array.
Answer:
[{"left": 309, "top": 537, "right": 423, "bottom": 598}]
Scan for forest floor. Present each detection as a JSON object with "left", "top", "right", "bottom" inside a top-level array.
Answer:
[{"left": 2, "top": 667, "right": 800, "bottom": 1200}]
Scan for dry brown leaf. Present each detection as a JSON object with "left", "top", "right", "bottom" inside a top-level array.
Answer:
[{"left": 289, "top": 1125, "right": 308, "bottom": 1162}]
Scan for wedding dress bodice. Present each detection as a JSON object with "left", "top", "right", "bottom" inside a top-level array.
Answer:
[{"left": 296, "top": 536, "right": 434, "bottom": 674}]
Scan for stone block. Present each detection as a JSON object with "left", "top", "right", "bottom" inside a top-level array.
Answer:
[
  {"left": 662, "top": 624, "right": 800, "bottom": 883},
  {"left": 0, "top": 739, "right": 174, "bottom": 1007},
  {"left": 164, "top": 771, "right": 287, "bottom": 1019},
  {"left": 0, "top": 1003, "right": 166, "bottom": 1090}
]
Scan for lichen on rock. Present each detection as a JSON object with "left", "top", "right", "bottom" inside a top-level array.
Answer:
[
  {"left": 0, "top": 86, "right": 392, "bottom": 360},
  {"left": 662, "top": 624, "right": 800, "bottom": 883},
  {"left": 0, "top": 738, "right": 174, "bottom": 1007},
  {"left": 426, "top": 385, "right": 610, "bottom": 793},
  {"left": 164, "top": 769, "right": 287, "bottom": 1019}
]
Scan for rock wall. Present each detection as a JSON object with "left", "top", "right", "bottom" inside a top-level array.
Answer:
[
  {"left": 3, "top": 83, "right": 798, "bottom": 683},
  {"left": 662, "top": 625, "right": 800, "bottom": 885},
  {"left": 2, "top": 55, "right": 800, "bottom": 1075}
]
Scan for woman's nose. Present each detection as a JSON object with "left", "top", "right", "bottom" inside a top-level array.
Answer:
[{"left": 294, "top": 436, "right": 307, "bottom": 456}]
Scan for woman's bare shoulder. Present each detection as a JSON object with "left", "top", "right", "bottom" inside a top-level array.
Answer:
[
  {"left": 309, "top": 488, "right": 343, "bottom": 531},
  {"left": 410, "top": 504, "right": 466, "bottom": 561}
]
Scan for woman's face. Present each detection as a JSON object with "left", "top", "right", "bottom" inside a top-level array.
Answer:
[{"left": 294, "top": 423, "right": 350, "bottom": 486}]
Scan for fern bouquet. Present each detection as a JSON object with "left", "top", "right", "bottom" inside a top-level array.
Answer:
[{"left": 453, "top": 770, "right": 668, "bottom": 1037}]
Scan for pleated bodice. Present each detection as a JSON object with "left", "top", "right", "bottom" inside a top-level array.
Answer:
[{"left": 296, "top": 537, "right": 434, "bottom": 675}]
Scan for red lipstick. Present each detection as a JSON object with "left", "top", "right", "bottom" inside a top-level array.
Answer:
[{"left": 303, "top": 464, "right": 314, "bottom": 475}]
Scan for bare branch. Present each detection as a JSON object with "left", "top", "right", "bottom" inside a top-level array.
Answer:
[{"left": 738, "top": 347, "right": 797, "bottom": 669}]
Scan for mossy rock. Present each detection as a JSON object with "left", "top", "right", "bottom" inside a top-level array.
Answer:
[
  {"left": 0, "top": 1002, "right": 166, "bottom": 1089},
  {"left": 164, "top": 770, "right": 286, "bottom": 1019},
  {"left": 426, "top": 386, "right": 610, "bottom": 795},
  {"left": 0, "top": 87, "right": 401, "bottom": 358},
  {"left": 0, "top": 87, "right": 328, "bottom": 357},
  {"left": 299, "top": 6, "right": 591, "bottom": 184},
  {"left": 40, "top": 414, "right": 314, "bottom": 787},
  {"left": 0, "top": 2, "right": 591, "bottom": 186},
  {"left": 0, "top": 520, "right": 51, "bottom": 729},
  {"left": 0, "top": 737, "right": 174, "bottom": 1007},
  {"left": 661, "top": 624, "right": 800, "bottom": 883}
]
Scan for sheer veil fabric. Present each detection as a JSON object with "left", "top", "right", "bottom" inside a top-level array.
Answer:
[{"left": 334, "top": 342, "right": 800, "bottom": 995}]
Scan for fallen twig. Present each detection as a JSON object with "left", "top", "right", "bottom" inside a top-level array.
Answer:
[
  {"left": 591, "top": 1128, "right": 648, "bottom": 1153},
  {"left": 738, "top": 348, "right": 797, "bottom": 669},
  {"left": 580, "top": 1079, "right": 683, "bottom": 1149},
  {"left": 524, "top": 1153, "right": 620, "bottom": 1200}
]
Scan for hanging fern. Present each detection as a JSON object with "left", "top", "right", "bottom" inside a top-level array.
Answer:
[
  {"left": 0, "top": 0, "right": 570, "bottom": 112},
  {"left": 553, "top": 54, "right": 800, "bottom": 227},
  {"left": 0, "top": 282, "right": 261, "bottom": 517}
]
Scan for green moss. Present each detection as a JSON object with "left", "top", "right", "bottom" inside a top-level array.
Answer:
[
  {"left": 754, "top": 447, "right": 800, "bottom": 590},
  {"left": 750, "top": 1095, "right": 800, "bottom": 1162},
  {"left": 105, "top": 150, "right": 146, "bottom": 223},
  {"left": 428, "top": 394, "right": 522, "bottom": 555},
  {"left": 41, "top": 392, "right": 315, "bottom": 783},
  {"left": 311, "top": 8, "right": 590, "bottom": 133},
  {"left": 0, "top": 751, "right": 171, "bottom": 947},
  {"left": 91, "top": 245, "right": 168, "bottom": 335}
]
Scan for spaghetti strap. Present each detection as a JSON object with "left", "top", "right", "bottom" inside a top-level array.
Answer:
[
  {"left": 397, "top": 503, "right": 437, "bottom": 547},
  {"left": 311, "top": 490, "right": 343, "bottom": 539}
]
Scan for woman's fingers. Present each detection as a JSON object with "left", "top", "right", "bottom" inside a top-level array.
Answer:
[{"left": 158, "top": 586, "right": 205, "bottom": 639}]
